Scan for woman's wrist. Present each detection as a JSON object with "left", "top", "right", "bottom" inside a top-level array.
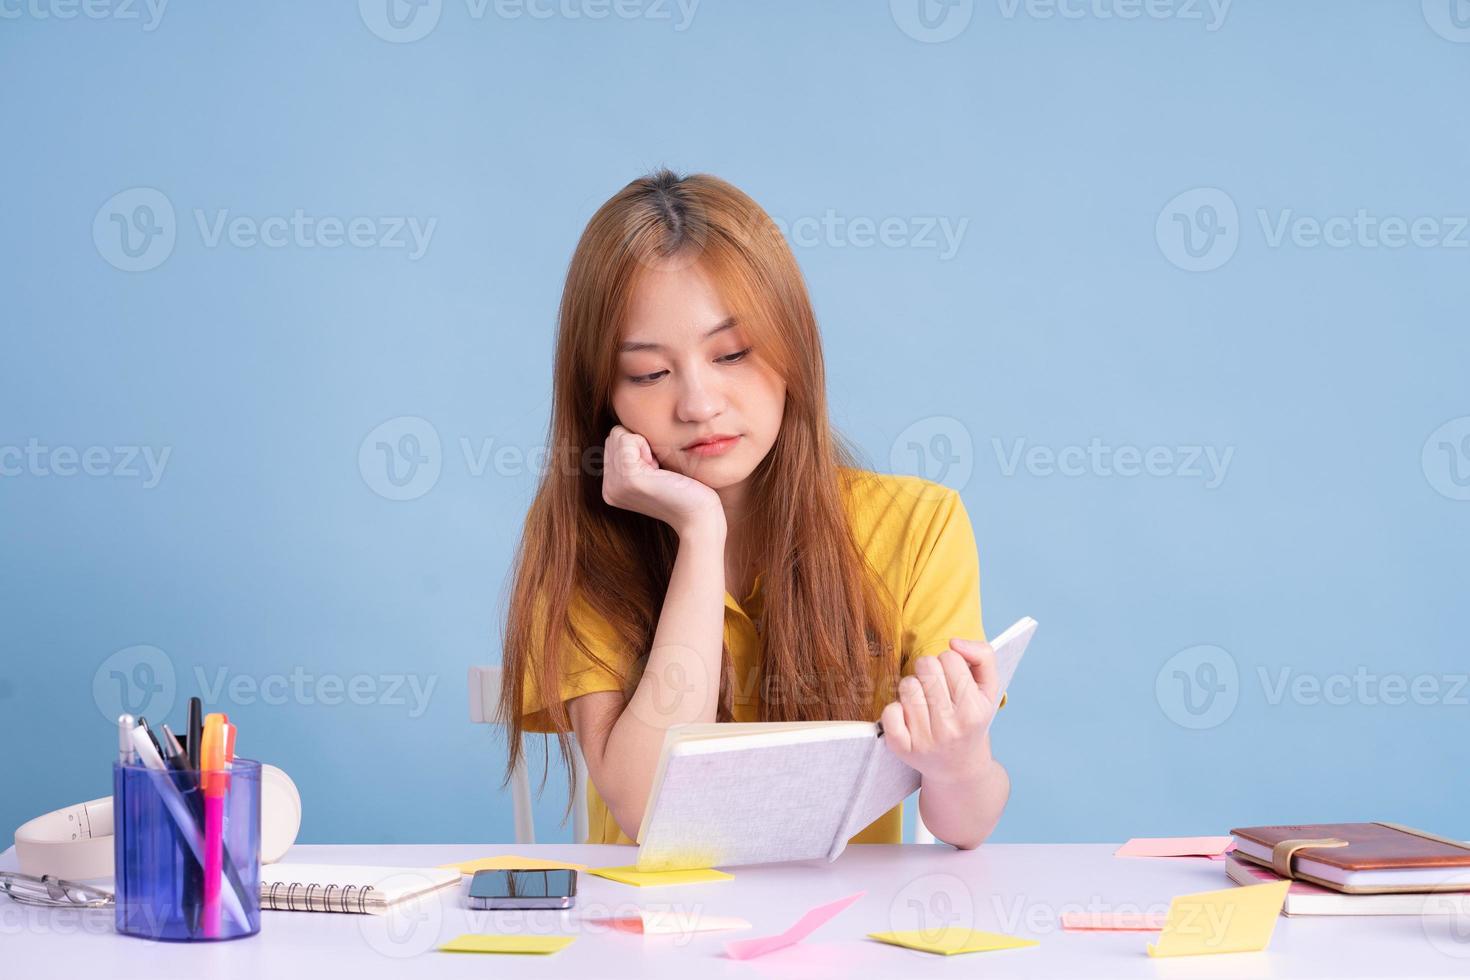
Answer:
[
  {"left": 922, "top": 752, "right": 1003, "bottom": 789},
  {"left": 674, "top": 506, "right": 726, "bottom": 544}
]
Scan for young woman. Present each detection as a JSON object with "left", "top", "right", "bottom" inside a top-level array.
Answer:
[{"left": 500, "top": 169, "right": 1009, "bottom": 849}]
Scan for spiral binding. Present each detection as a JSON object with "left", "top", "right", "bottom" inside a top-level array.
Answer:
[{"left": 262, "top": 880, "right": 378, "bottom": 913}]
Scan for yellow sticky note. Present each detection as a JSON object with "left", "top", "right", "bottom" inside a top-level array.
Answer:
[
  {"left": 586, "top": 865, "right": 734, "bottom": 887},
  {"left": 438, "top": 934, "right": 575, "bottom": 954},
  {"left": 867, "top": 928, "right": 1039, "bottom": 956},
  {"left": 1147, "top": 881, "right": 1290, "bottom": 957},
  {"left": 437, "top": 855, "right": 588, "bottom": 874}
]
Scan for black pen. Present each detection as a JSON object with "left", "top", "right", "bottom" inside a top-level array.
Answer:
[
  {"left": 136, "top": 717, "right": 166, "bottom": 758},
  {"left": 161, "top": 724, "right": 204, "bottom": 933},
  {"left": 187, "top": 698, "right": 202, "bottom": 770}
]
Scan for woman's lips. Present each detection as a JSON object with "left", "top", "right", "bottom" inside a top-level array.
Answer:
[{"left": 683, "top": 435, "right": 741, "bottom": 457}]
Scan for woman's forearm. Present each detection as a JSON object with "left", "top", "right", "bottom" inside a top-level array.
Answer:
[
  {"left": 916, "top": 753, "right": 1010, "bottom": 850},
  {"left": 600, "top": 518, "right": 727, "bottom": 838}
]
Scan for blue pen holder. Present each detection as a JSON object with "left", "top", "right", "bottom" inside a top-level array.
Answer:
[{"left": 113, "top": 758, "right": 262, "bottom": 941}]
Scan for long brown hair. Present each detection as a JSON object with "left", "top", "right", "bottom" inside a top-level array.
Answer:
[{"left": 498, "top": 168, "right": 898, "bottom": 819}]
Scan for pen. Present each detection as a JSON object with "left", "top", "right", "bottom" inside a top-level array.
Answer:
[
  {"left": 187, "top": 697, "right": 202, "bottom": 770},
  {"left": 159, "top": 721, "right": 198, "bottom": 937},
  {"left": 118, "top": 714, "right": 136, "bottom": 764},
  {"left": 159, "top": 723, "right": 188, "bottom": 766},
  {"left": 163, "top": 723, "right": 252, "bottom": 936},
  {"left": 136, "top": 716, "right": 166, "bottom": 759},
  {"left": 129, "top": 724, "right": 251, "bottom": 930},
  {"left": 201, "top": 714, "right": 226, "bottom": 938},
  {"left": 116, "top": 712, "right": 137, "bottom": 922}
]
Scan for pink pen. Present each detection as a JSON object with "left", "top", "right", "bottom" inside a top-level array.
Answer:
[{"left": 201, "top": 715, "right": 226, "bottom": 937}]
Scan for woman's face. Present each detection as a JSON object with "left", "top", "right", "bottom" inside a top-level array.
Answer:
[{"left": 611, "top": 258, "right": 787, "bottom": 490}]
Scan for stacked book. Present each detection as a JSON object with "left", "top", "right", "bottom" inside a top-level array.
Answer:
[{"left": 1226, "top": 823, "right": 1470, "bottom": 916}]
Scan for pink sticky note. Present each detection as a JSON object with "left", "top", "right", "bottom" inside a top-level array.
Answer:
[
  {"left": 1115, "top": 836, "right": 1234, "bottom": 858},
  {"left": 589, "top": 910, "right": 751, "bottom": 936},
  {"left": 723, "top": 891, "right": 866, "bottom": 960},
  {"left": 1060, "top": 912, "right": 1169, "bottom": 931}
]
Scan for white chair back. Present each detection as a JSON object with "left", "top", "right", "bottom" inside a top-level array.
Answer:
[{"left": 468, "top": 665, "right": 588, "bottom": 845}]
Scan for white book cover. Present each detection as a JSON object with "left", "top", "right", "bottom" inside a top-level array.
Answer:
[{"left": 634, "top": 723, "right": 916, "bottom": 871}]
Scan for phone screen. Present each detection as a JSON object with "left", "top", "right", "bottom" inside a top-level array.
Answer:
[{"left": 469, "top": 869, "right": 577, "bottom": 900}]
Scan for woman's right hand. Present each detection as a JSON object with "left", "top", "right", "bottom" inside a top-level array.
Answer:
[{"left": 601, "top": 425, "right": 725, "bottom": 537}]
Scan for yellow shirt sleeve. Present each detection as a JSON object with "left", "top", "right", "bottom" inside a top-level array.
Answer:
[
  {"left": 896, "top": 487, "right": 1004, "bottom": 708},
  {"left": 900, "top": 486, "right": 985, "bottom": 669},
  {"left": 519, "top": 590, "right": 635, "bottom": 734}
]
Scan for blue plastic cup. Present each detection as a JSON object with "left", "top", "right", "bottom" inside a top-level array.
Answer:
[{"left": 112, "top": 758, "right": 262, "bottom": 941}]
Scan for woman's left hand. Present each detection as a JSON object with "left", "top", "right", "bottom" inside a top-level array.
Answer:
[{"left": 880, "top": 638, "right": 1000, "bottom": 784}]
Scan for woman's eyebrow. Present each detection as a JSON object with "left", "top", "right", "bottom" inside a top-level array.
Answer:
[{"left": 619, "top": 316, "right": 737, "bottom": 353}]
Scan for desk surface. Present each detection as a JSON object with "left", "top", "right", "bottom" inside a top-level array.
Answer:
[{"left": 4, "top": 842, "right": 1466, "bottom": 978}]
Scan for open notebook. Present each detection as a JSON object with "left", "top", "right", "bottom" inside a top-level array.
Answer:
[
  {"left": 633, "top": 617, "right": 1036, "bottom": 872},
  {"left": 260, "top": 864, "right": 461, "bottom": 914}
]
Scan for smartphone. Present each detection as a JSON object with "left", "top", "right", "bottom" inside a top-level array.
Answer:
[{"left": 467, "top": 869, "right": 577, "bottom": 910}]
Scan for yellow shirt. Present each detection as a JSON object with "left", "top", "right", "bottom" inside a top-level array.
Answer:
[{"left": 519, "top": 469, "right": 988, "bottom": 845}]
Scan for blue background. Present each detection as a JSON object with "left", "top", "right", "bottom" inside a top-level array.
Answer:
[{"left": 3, "top": 1, "right": 1468, "bottom": 848}]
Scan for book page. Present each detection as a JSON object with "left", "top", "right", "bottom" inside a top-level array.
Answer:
[{"left": 669, "top": 721, "right": 879, "bottom": 741}]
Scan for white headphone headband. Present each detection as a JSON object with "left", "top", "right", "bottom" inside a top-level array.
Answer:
[{"left": 14, "top": 763, "right": 302, "bottom": 880}]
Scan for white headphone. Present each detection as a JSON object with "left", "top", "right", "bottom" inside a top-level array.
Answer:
[{"left": 14, "top": 763, "right": 302, "bottom": 880}]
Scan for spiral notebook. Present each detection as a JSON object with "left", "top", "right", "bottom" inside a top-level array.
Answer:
[{"left": 260, "top": 864, "right": 461, "bottom": 914}]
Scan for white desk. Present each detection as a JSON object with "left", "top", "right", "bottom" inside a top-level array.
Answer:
[{"left": 4, "top": 842, "right": 1465, "bottom": 978}]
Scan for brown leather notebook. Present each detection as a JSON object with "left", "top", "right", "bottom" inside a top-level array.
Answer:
[{"left": 1230, "top": 823, "right": 1470, "bottom": 894}]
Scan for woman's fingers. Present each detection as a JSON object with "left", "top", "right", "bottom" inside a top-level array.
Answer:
[
  {"left": 950, "top": 637, "right": 1000, "bottom": 705},
  {"left": 913, "top": 654, "right": 954, "bottom": 727},
  {"left": 619, "top": 431, "right": 643, "bottom": 467},
  {"left": 606, "top": 425, "right": 652, "bottom": 476},
  {"left": 880, "top": 701, "right": 911, "bottom": 755},
  {"left": 898, "top": 674, "right": 930, "bottom": 747},
  {"left": 937, "top": 649, "right": 983, "bottom": 719}
]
